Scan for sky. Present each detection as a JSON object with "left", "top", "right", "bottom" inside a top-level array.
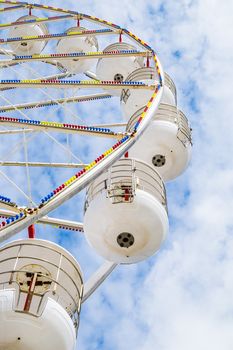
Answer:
[{"left": 1, "top": 0, "right": 233, "bottom": 349}]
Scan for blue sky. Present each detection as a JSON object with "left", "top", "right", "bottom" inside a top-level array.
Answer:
[{"left": 0, "top": 0, "right": 233, "bottom": 349}]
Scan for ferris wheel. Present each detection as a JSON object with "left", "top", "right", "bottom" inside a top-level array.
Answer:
[{"left": 0, "top": 1, "right": 192, "bottom": 349}]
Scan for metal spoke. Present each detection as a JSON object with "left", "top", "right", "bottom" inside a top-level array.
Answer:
[
  {"left": 0, "top": 80, "right": 155, "bottom": 90},
  {"left": 0, "top": 55, "right": 86, "bottom": 125},
  {"left": 0, "top": 161, "right": 88, "bottom": 168},
  {"left": 0, "top": 14, "right": 77, "bottom": 30},
  {"left": 38, "top": 216, "right": 84, "bottom": 232},
  {"left": 0, "top": 196, "right": 20, "bottom": 213},
  {"left": 0, "top": 72, "right": 72, "bottom": 91},
  {"left": 0, "top": 169, "right": 37, "bottom": 206},
  {"left": 22, "top": 130, "right": 33, "bottom": 206},
  {"left": 0, "top": 85, "right": 163, "bottom": 240},
  {"left": 0, "top": 129, "right": 34, "bottom": 134},
  {"left": 0, "top": 117, "right": 125, "bottom": 139},
  {"left": 0, "top": 4, "right": 26, "bottom": 12},
  {"left": 0, "top": 28, "right": 120, "bottom": 45},
  {"left": 0, "top": 91, "right": 86, "bottom": 165},
  {"left": 0, "top": 50, "right": 151, "bottom": 66},
  {"left": 0, "top": 1, "right": 28, "bottom": 5},
  {"left": 0, "top": 1, "right": 164, "bottom": 245},
  {"left": 90, "top": 122, "right": 127, "bottom": 128},
  {"left": 0, "top": 93, "right": 112, "bottom": 113},
  {"left": 0, "top": 209, "right": 84, "bottom": 231}
]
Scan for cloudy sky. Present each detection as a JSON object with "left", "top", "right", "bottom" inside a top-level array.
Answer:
[{"left": 0, "top": 0, "right": 233, "bottom": 349}]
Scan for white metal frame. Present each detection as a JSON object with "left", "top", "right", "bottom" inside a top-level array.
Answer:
[{"left": 0, "top": 0, "right": 164, "bottom": 303}]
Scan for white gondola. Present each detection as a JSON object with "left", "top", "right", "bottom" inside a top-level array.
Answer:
[
  {"left": 95, "top": 42, "right": 144, "bottom": 95},
  {"left": 0, "top": 239, "right": 83, "bottom": 350},
  {"left": 121, "top": 67, "right": 177, "bottom": 119},
  {"left": 126, "top": 104, "right": 192, "bottom": 181},
  {"left": 56, "top": 27, "right": 98, "bottom": 73},
  {"left": 84, "top": 158, "right": 168, "bottom": 264},
  {"left": 8, "top": 15, "right": 48, "bottom": 55}
]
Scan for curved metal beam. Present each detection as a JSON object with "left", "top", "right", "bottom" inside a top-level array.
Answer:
[{"left": 0, "top": 86, "right": 163, "bottom": 242}]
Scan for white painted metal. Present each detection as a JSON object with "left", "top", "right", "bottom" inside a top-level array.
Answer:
[
  {"left": 0, "top": 51, "right": 149, "bottom": 68},
  {"left": 121, "top": 67, "right": 176, "bottom": 119},
  {"left": 0, "top": 202, "right": 19, "bottom": 213},
  {"left": 0, "top": 129, "right": 34, "bottom": 135},
  {"left": 0, "top": 4, "right": 188, "bottom": 345},
  {"left": 84, "top": 158, "right": 168, "bottom": 263},
  {"left": 0, "top": 48, "right": 14, "bottom": 56},
  {"left": 127, "top": 104, "right": 192, "bottom": 181},
  {"left": 85, "top": 70, "right": 98, "bottom": 80},
  {"left": 0, "top": 93, "right": 111, "bottom": 113},
  {"left": 57, "top": 27, "right": 98, "bottom": 73},
  {"left": 82, "top": 261, "right": 117, "bottom": 302},
  {"left": 0, "top": 119, "right": 123, "bottom": 139},
  {"left": 0, "top": 85, "right": 164, "bottom": 242},
  {"left": 0, "top": 239, "right": 83, "bottom": 349},
  {"left": 90, "top": 122, "right": 127, "bottom": 128},
  {"left": 8, "top": 15, "right": 48, "bottom": 55},
  {"left": 0, "top": 289, "right": 76, "bottom": 350},
  {"left": 0, "top": 72, "right": 73, "bottom": 92},
  {"left": 0, "top": 28, "right": 120, "bottom": 46},
  {"left": 0, "top": 80, "right": 155, "bottom": 90},
  {"left": 0, "top": 209, "right": 84, "bottom": 232},
  {"left": 38, "top": 216, "right": 84, "bottom": 231},
  {"left": 96, "top": 42, "right": 145, "bottom": 95},
  {"left": 0, "top": 161, "right": 87, "bottom": 168}
]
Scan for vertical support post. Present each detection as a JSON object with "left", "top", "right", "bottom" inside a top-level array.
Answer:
[
  {"left": 23, "top": 272, "right": 38, "bottom": 312},
  {"left": 119, "top": 31, "right": 122, "bottom": 43},
  {"left": 124, "top": 187, "right": 130, "bottom": 202},
  {"left": 29, "top": 6, "right": 32, "bottom": 16},
  {"left": 28, "top": 224, "right": 35, "bottom": 239},
  {"left": 9, "top": 245, "right": 22, "bottom": 284},
  {"left": 53, "top": 253, "right": 63, "bottom": 294}
]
